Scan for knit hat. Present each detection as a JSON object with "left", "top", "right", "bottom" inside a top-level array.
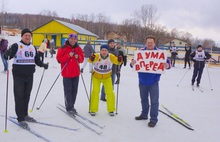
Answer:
[
  {"left": 108, "top": 39, "right": 114, "bottom": 45},
  {"left": 68, "top": 33, "right": 78, "bottom": 40},
  {"left": 21, "top": 28, "right": 32, "bottom": 37},
  {"left": 100, "top": 44, "right": 109, "bottom": 51},
  {"left": 197, "top": 45, "right": 202, "bottom": 48}
]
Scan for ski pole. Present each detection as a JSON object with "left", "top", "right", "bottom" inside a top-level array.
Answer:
[
  {"left": 30, "top": 67, "right": 46, "bottom": 112},
  {"left": 206, "top": 63, "right": 213, "bottom": 91},
  {"left": 80, "top": 73, "right": 90, "bottom": 102},
  {"left": 37, "top": 62, "right": 68, "bottom": 110},
  {"left": 4, "top": 56, "right": 10, "bottom": 133},
  {"left": 116, "top": 66, "right": 120, "bottom": 115},
  {"left": 72, "top": 50, "right": 90, "bottom": 102},
  {"left": 88, "top": 44, "right": 95, "bottom": 113},
  {"left": 115, "top": 79, "right": 119, "bottom": 115},
  {"left": 88, "top": 66, "right": 93, "bottom": 113},
  {"left": 177, "top": 68, "right": 189, "bottom": 87}
]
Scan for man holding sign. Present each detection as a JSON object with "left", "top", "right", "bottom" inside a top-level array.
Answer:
[{"left": 130, "top": 35, "right": 170, "bottom": 128}]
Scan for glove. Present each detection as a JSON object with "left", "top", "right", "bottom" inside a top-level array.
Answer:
[
  {"left": 43, "top": 63, "right": 49, "bottom": 70},
  {"left": 118, "top": 55, "right": 123, "bottom": 62},
  {"left": 89, "top": 53, "right": 96, "bottom": 61},
  {"left": 123, "top": 56, "right": 127, "bottom": 66},
  {"left": 4, "top": 49, "right": 12, "bottom": 58}
]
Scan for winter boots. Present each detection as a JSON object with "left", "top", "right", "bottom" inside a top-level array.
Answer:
[
  {"left": 90, "top": 112, "right": 115, "bottom": 116},
  {"left": 18, "top": 121, "right": 30, "bottom": 130},
  {"left": 148, "top": 121, "right": 156, "bottom": 127},
  {"left": 135, "top": 115, "right": 148, "bottom": 120},
  {"left": 24, "top": 115, "right": 37, "bottom": 122},
  {"left": 109, "top": 112, "right": 115, "bottom": 116},
  {"left": 67, "top": 109, "right": 77, "bottom": 116},
  {"left": 90, "top": 112, "right": 96, "bottom": 116}
]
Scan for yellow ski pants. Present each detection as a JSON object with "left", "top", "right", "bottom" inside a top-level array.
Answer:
[{"left": 90, "top": 76, "right": 116, "bottom": 113}]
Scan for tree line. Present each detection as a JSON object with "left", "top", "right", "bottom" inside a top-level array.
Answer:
[{"left": 0, "top": 4, "right": 217, "bottom": 48}]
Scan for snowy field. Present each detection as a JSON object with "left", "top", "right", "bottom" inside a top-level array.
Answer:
[{"left": 1, "top": 38, "right": 220, "bottom": 142}]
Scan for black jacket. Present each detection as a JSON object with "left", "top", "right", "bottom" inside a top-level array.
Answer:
[
  {"left": 185, "top": 46, "right": 192, "bottom": 57},
  {"left": 109, "top": 47, "right": 119, "bottom": 74},
  {"left": 4, "top": 40, "right": 44, "bottom": 77}
]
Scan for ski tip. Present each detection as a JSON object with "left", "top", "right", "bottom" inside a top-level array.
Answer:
[
  {"left": 29, "top": 110, "right": 33, "bottom": 113},
  {"left": 4, "top": 129, "right": 8, "bottom": 133},
  {"left": 98, "top": 132, "right": 103, "bottom": 135},
  {"left": 190, "top": 128, "right": 195, "bottom": 131}
]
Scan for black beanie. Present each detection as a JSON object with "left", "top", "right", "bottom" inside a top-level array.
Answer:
[
  {"left": 197, "top": 45, "right": 202, "bottom": 48},
  {"left": 21, "top": 28, "right": 32, "bottom": 37},
  {"left": 108, "top": 39, "right": 115, "bottom": 45}
]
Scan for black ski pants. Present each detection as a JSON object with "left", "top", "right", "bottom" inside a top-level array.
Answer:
[
  {"left": 13, "top": 75, "right": 33, "bottom": 122},
  {"left": 184, "top": 56, "right": 191, "bottom": 68},
  {"left": 191, "top": 67, "right": 204, "bottom": 84},
  {"left": 63, "top": 77, "right": 79, "bottom": 111}
]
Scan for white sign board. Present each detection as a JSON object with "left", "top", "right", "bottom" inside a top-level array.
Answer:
[{"left": 133, "top": 50, "right": 167, "bottom": 74}]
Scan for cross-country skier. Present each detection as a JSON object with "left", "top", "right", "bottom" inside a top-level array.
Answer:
[
  {"left": 191, "top": 45, "right": 211, "bottom": 87},
  {"left": 100, "top": 39, "right": 119, "bottom": 102},
  {"left": 56, "top": 33, "right": 84, "bottom": 116},
  {"left": 88, "top": 44, "right": 123, "bottom": 116},
  {"left": 4, "top": 28, "right": 49, "bottom": 129}
]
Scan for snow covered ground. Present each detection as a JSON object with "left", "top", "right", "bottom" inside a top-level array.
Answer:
[{"left": 1, "top": 38, "right": 220, "bottom": 142}]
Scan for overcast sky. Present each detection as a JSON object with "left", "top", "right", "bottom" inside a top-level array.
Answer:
[{"left": 3, "top": 0, "right": 220, "bottom": 45}]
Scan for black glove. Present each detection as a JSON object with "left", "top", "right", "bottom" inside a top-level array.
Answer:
[
  {"left": 123, "top": 56, "right": 127, "bottom": 66},
  {"left": 89, "top": 53, "right": 96, "bottom": 61},
  {"left": 4, "top": 49, "right": 12, "bottom": 58},
  {"left": 43, "top": 63, "right": 49, "bottom": 70},
  {"left": 118, "top": 55, "right": 123, "bottom": 62}
]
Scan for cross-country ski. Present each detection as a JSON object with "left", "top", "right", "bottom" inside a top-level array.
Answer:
[
  {"left": 58, "top": 104, "right": 105, "bottom": 129},
  {"left": 8, "top": 117, "right": 51, "bottom": 142},
  {"left": 57, "top": 106, "right": 103, "bottom": 135}
]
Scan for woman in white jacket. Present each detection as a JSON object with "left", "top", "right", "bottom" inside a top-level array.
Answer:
[{"left": 38, "top": 38, "right": 49, "bottom": 62}]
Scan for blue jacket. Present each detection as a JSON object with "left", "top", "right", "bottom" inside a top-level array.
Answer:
[{"left": 131, "top": 47, "right": 170, "bottom": 86}]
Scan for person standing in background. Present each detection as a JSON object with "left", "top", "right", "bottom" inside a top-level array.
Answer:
[
  {"left": 38, "top": 38, "right": 49, "bottom": 62},
  {"left": 45, "top": 38, "right": 50, "bottom": 58},
  {"left": 80, "top": 40, "right": 94, "bottom": 73},
  {"left": 115, "top": 42, "right": 127, "bottom": 84},
  {"left": 50, "top": 39, "right": 55, "bottom": 58},
  {"left": 0, "top": 36, "right": 8, "bottom": 73},
  {"left": 170, "top": 43, "right": 178, "bottom": 67},
  {"left": 183, "top": 44, "right": 192, "bottom": 69}
]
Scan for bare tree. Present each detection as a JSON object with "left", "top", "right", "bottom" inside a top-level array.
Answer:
[
  {"left": 134, "top": 4, "right": 158, "bottom": 29},
  {"left": 202, "top": 39, "right": 215, "bottom": 48},
  {"left": 1, "top": 0, "right": 7, "bottom": 13}
]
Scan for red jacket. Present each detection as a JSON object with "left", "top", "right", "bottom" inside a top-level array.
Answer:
[{"left": 56, "top": 42, "right": 84, "bottom": 78}]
